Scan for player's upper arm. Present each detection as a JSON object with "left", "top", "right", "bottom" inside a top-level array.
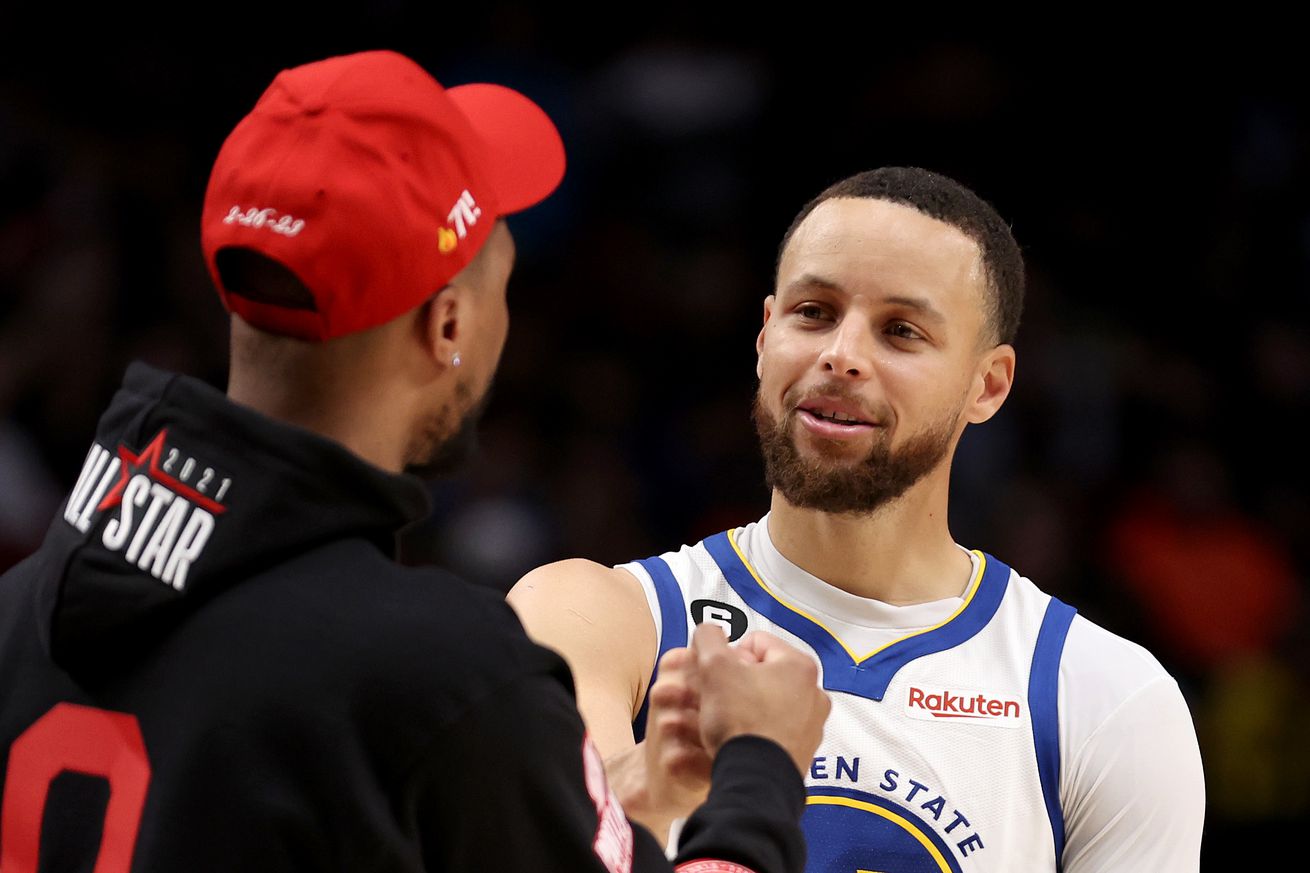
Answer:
[
  {"left": 508, "top": 559, "right": 657, "bottom": 759},
  {"left": 1061, "top": 671, "right": 1205, "bottom": 872}
]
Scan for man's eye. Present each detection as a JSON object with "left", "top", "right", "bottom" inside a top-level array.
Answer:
[
  {"left": 798, "top": 304, "right": 827, "bottom": 320},
  {"left": 887, "top": 322, "right": 922, "bottom": 340}
]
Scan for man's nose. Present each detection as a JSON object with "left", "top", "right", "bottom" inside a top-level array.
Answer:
[{"left": 817, "top": 317, "right": 873, "bottom": 379}]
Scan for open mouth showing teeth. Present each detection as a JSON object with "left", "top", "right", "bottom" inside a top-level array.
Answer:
[{"left": 803, "top": 409, "right": 867, "bottom": 426}]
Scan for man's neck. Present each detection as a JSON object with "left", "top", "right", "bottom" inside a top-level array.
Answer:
[
  {"left": 226, "top": 320, "right": 417, "bottom": 474},
  {"left": 765, "top": 474, "right": 972, "bottom": 605},
  {"left": 227, "top": 371, "right": 409, "bottom": 474}
]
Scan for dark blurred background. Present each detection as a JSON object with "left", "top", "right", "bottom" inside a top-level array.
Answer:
[{"left": 2, "top": 15, "right": 1306, "bottom": 866}]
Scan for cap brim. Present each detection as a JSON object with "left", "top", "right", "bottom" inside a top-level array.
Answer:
[{"left": 448, "top": 83, "right": 565, "bottom": 216}]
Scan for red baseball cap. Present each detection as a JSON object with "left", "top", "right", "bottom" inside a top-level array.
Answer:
[{"left": 201, "top": 50, "right": 565, "bottom": 341}]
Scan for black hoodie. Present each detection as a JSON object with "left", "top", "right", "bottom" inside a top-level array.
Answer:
[{"left": 0, "top": 362, "right": 804, "bottom": 872}]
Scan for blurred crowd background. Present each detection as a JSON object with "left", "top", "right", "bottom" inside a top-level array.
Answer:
[{"left": 2, "top": 16, "right": 1305, "bottom": 864}]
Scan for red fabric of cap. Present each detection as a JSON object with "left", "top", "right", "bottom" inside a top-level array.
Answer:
[
  {"left": 448, "top": 83, "right": 566, "bottom": 214},
  {"left": 200, "top": 50, "right": 565, "bottom": 341}
]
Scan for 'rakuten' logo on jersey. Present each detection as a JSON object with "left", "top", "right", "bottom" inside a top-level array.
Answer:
[{"left": 905, "top": 686, "right": 1024, "bottom": 728}]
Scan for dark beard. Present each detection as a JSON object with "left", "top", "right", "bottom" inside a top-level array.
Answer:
[
  {"left": 752, "top": 388, "right": 957, "bottom": 515},
  {"left": 404, "top": 380, "right": 492, "bottom": 480}
]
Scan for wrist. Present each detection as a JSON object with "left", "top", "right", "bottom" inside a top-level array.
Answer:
[
  {"left": 604, "top": 746, "right": 652, "bottom": 814},
  {"left": 606, "top": 745, "right": 695, "bottom": 847}
]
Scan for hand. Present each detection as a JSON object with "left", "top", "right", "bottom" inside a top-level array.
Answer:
[
  {"left": 692, "top": 624, "right": 830, "bottom": 775},
  {"left": 642, "top": 647, "right": 714, "bottom": 818}
]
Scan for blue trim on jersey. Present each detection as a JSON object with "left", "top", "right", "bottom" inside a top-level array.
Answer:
[
  {"left": 1028, "top": 597, "right": 1077, "bottom": 871},
  {"left": 702, "top": 531, "right": 1011, "bottom": 701},
  {"left": 805, "top": 786, "right": 964, "bottom": 873},
  {"left": 631, "top": 556, "right": 688, "bottom": 742}
]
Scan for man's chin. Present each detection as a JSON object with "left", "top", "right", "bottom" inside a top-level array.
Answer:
[
  {"left": 404, "top": 382, "right": 491, "bottom": 481},
  {"left": 793, "top": 431, "right": 880, "bottom": 465},
  {"left": 756, "top": 391, "right": 958, "bottom": 516},
  {"left": 403, "top": 420, "right": 479, "bottom": 480}
]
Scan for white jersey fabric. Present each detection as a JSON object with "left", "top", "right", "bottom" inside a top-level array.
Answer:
[{"left": 618, "top": 515, "right": 1203, "bottom": 873}]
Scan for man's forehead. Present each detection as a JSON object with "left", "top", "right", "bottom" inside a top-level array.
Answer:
[
  {"left": 503, "top": 221, "right": 518, "bottom": 264},
  {"left": 777, "top": 197, "right": 986, "bottom": 301},
  {"left": 780, "top": 197, "right": 983, "bottom": 268},
  {"left": 483, "top": 220, "right": 517, "bottom": 274}
]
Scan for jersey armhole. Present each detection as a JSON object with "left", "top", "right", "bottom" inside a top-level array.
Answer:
[
  {"left": 621, "top": 557, "right": 687, "bottom": 742},
  {"left": 1028, "top": 596, "right": 1077, "bottom": 872}
]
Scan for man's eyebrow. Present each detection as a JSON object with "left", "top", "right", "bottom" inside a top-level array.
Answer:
[
  {"left": 883, "top": 295, "right": 946, "bottom": 324},
  {"left": 782, "top": 274, "right": 844, "bottom": 296},
  {"left": 783, "top": 275, "right": 947, "bottom": 324}
]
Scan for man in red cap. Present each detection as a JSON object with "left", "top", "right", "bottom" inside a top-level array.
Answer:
[{"left": 0, "top": 50, "right": 829, "bottom": 872}]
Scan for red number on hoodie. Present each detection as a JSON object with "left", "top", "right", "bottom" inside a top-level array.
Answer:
[{"left": 1, "top": 703, "right": 150, "bottom": 873}]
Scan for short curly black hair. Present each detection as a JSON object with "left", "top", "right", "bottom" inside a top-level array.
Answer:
[{"left": 777, "top": 167, "right": 1024, "bottom": 346}]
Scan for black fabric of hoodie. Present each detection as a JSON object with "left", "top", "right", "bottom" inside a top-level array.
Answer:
[{"left": 0, "top": 362, "right": 805, "bottom": 872}]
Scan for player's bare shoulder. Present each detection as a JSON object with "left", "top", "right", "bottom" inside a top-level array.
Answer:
[
  {"left": 508, "top": 559, "right": 659, "bottom": 711},
  {"left": 510, "top": 559, "right": 654, "bottom": 641}
]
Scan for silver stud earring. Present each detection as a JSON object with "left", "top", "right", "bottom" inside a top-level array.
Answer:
[{"left": 452, "top": 352, "right": 462, "bottom": 368}]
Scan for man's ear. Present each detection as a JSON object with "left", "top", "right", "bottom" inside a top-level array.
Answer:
[
  {"left": 417, "top": 285, "right": 463, "bottom": 370},
  {"left": 756, "top": 295, "right": 775, "bottom": 379},
  {"left": 965, "top": 343, "right": 1016, "bottom": 425}
]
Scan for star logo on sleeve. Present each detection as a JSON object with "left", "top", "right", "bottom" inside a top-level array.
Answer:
[{"left": 97, "top": 430, "right": 227, "bottom": 515}]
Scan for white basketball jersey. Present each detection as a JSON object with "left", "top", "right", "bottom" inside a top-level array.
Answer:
[{"left": 620, "top": 519, "right": 1076, "bottom": 873}]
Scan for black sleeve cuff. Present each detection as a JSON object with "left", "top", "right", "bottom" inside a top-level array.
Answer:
[{"left": 673, "top": 735, "right": 807, "bottom": 873}]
